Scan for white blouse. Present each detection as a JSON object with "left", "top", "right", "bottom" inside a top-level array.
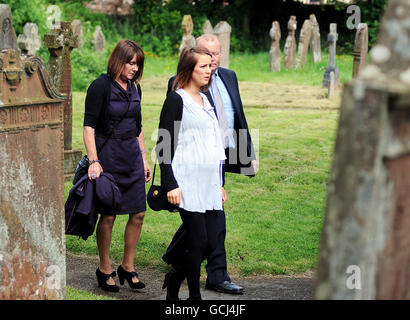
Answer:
[{"left": 172, "top": 88, "right": 226, "bottom": 213}]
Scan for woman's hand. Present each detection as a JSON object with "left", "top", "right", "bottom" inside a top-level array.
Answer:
[
  {"left": 167, "top": 188, "right": 181, "bottom": 206},
  {"left": 143, "top": 159, "right": 152, "bottom": 183},
  {"left": 88, "top": 161, "right": 103, "bottom": 180},
  {"left": 221, "top": 187, "right": 227, "bottom": 205}
]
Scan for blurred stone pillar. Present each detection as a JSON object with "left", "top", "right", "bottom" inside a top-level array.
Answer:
[{"left": 214, "top": 21, "right": 231, "bottom": 69}]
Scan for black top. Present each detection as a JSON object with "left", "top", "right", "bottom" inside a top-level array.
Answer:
[
  {"left": 155, "top": 91, "right": 183, "bottom": 193},
  {"left": 83, "top": 73, "right": 142, "bottom": 137}
]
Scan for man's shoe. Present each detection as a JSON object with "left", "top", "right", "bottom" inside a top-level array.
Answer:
[{"left": 205, "top": 281, "right": 244, "bottom": 294}]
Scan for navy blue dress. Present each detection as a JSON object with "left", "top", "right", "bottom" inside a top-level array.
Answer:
[{"left": 95, "top": 81, "right": 146, "bottom": 215}]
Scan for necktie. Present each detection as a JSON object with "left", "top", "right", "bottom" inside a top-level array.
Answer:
[{"left": 211, "top": 73, "right": 230, "bottom": 148}]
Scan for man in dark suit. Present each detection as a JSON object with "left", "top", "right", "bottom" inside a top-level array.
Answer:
[{"left": 163, "top": 34, "right": 258, "bottom": 294}]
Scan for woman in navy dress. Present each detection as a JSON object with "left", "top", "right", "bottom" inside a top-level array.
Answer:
[{"left": 83, "top": 40, "right": 152, "bottom": 292}]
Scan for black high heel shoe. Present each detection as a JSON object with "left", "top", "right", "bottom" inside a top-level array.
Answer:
[
  {"left": 162, "top": 270, "right": 181, "bottom": 300},
  {"left": 117, "top": 265, "right": 145, "bottom": 289},
  {"left": 96, "top": 268, "right": 120, "bottom": 292}
]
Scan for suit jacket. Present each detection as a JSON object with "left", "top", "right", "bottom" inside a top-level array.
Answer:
[{"left": 167, "top": 67, "right": 256, "bottom": 177}]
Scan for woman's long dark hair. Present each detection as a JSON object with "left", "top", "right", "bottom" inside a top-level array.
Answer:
[
  {"left": 172, "top": 46, "right": 212, "bottom": 91},
  {"left": 107, "top": 39, "right": 144, "bottom": 84}
]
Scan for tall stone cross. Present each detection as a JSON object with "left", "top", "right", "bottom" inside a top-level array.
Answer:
[
  {"left": 43, "top": 21, "right": 82, "bottom": 180},
  {"left": 322, "top": 23, "right": 339, "bottom": 88},
  {"left": 352, "top": 23, "right": 368, "bottom": 78},
  {"left": 17, "top": 23, "right": 42, "bottom": 56},
  {"left": 283, "top": 16, "right": 297, "bottom": 69},
  {"left": 314, "top": 0, "right": 410, "bottom": 300}
]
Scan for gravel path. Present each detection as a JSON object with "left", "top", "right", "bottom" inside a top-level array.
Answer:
[{"left": 66, "top": 253, "right": 314, "bottom": 300}]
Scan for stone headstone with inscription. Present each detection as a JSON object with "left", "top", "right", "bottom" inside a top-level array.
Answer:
[
  {"left": 283, "top": 16, "right": 297, "bottom": 69},
  {"left": 352, "top": 23, "right": 368, "bottom": 78},
  {"left": 314, "top": 0, "right": 410, "bottom": 300},
  {"left": 44, "top": 21, "right": 82, "bottom": 181},
  {"left": 179, "top": 15, "right": 196, "bottom": 54},
  {"left": 203, "top": 19, "right": 214, "bottom": 35},
  {"left": 17, "top": 23, "right": 42, "bottom": 56},
  {"left": 0, "top": 49, "right": 66, "bottom": 299},
  {"left": 296, "top": 19, "right": 313, "bottom": 68},
  {"left": 322, "top": 23, "right": 339, "bottom": 88},
  {"left": 214, "top": 21, "right": 232, "bottom": 69},
  {"left": 92, "top": 25, "right": 105, "bottom": 52},
  {"left": 0, "top": 4, "right": 17, "bottom": 51},
  {"left": 269, "top": 21, "right": 281, "bottom": 72},
  {"left": 309, "top": 14, "right": 321, "bottom": 63}
]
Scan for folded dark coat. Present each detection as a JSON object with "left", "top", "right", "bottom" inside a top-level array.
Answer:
[{"left": 65, "top": 172, "right": 122, "bottom": 241}]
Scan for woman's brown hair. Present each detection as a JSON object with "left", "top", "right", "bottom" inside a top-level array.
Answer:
[
  {"left": 172, "top": 46, "right": 212, "bottom": 91},
  {"left": 107, "top": 40, "right": 144, "bottom": 84}
]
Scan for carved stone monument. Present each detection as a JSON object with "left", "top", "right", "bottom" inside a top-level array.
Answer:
[
  {"left": 296, "top": 19, "right": 313, "bottom": 68},
  {"left": 17, "top": 23, "right": 42, "bottom": 56},
  {"left": 283, "top": 16, "right": 297, "bottom": 69},
  {"left": 71, "top": 20, "right": 84, "bottom": 48},
  {"left": 214, "top": 21, "right": 232, "bottom": 69},
  {"left": 352, "top": 23, "right": 368, "bottom": 78},
  {"left": 44, "top": 21, "right": 82, "bottom": 181},
  {"left": 203, "top": 19, "right": 214, "bottom": 35},
  {"left": 0, "top": 4, "right": 18, "bottom": 50},
  {"left": 179, "top": 15, "right": 196, "bottom": 54},
  {"left": 86, "top": 0, "right": 134, "bottom": 15},
  {"left": 322, "top": 23, "right": 339, "bottom": 88},
  {"left": 0, "top": 49, "right": 66, "bottom": 299},
  {"left": 93, "top": 25, "right": 105, "bottom": 52},
  {"left": 314, "top": 0, "right": 410, "bottom": 300},
  {"left": 269, "top": 21, "right": 281, "bottom": 72},
  {"left": 309, "top": 14, "right": 321, "bottom": 63}
]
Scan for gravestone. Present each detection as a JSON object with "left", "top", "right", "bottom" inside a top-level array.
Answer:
[
  {"left": 322, "top": 23, "right": 339, "bottom": 88},
  {"left": 352, "top": 23, "right": 368, "bottom": 78},
  {"left": 44, "top": 21, "right": 82, "bottom": 181},
  {"left": 296, "top": 19, "right": 313, "bottom": 68},
  {"left": 71, "top": 20, "right": 84, "bottom": 48},
  {"left": 17, "top": 23, "right": 42, "bottom": 56},
  {"left": 93, "top": 25, "right": 105, "bottom": 52},
  {"left": 0, "top": 49, "right": 66, "bottom": 299},
  {"left": 310, "top": 14, "right": 321, "bottom": 63},
  {"left": 327, "top": 71, "right": 335, "bottom": 99},
  {"left": 214, "top": 21, "right": 232, "bottom": 69},
  {"left": 179, "top": 15, "right": 196, "bottom": 54},
  {"left": 314, "top": 0, "right": 410, "bottom": 300},
  {"left": 0, "top": 4, "right": 17, "bottom": 50},
  {"left": 203, "top": 19, "right": 214, "bottom": 35},
  {"left": 86, "top": 0, "right": 134, "bottom": 15},
  {"left": 269, "top": 21, "right": 281, "bottom": 72},
  {"left": 283, "top": 16, "right": 297, "bottom": 69}
]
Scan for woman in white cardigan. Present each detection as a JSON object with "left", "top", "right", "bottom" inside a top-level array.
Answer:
[{"left": 156, "top": 47, "right": 227, "bottom": 300}]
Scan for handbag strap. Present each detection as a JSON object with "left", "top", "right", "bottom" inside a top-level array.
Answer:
[{"left": 151, "top": 159, "right": 158, "bottom": 187}]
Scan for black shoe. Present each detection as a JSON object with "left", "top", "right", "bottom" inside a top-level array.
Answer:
[
  {"left": 96, "top": 268, "right": 120, "bottom": 292},
  {"left": 162, "top": 271, "right": 181, "bottom": 300},
  {"left": 205, "top": 281, "right": 244, "bottom": 294},
  {"left": 117, "top": 265, "right": 145, "bottom": 289}
]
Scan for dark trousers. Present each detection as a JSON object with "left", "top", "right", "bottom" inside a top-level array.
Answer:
[{"left": 162, "top": 209, "right": 230, "bottom": 286}]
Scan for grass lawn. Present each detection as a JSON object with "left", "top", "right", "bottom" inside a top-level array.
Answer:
[{"left": 66, "top": 51, "right": 343, "bottom": 277}]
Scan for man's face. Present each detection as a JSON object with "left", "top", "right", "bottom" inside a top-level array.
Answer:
[{"left": 197, "top": 39, "right": 221, "bottom": 73}]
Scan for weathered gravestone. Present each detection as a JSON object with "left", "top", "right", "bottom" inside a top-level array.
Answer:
[
  {"left": 296, "top": 19, "right": 313, "bottom": 68},
  {"left": 269, "top": 21, "right": 281, "bottom": 72},
  {"left": 44, "top": 21, "right": 82, "bottom": 181},
  {"left": 352, "top": 23, "right": 368, "bottom": 79},
  {"left": 71, "top": 19, "right": 84, "bottom": 48},
  {"left": 203, "top": 19, "right": 214, "bottom": 35},
  {"left": 314, "top": 0, "right": 410, "bottom": 299},
  {"left": 0, "top": 49, "right": 66, "bottom": 299},
  {"left": 322, "top": 23, "right": 339, "bottom": 88},
  {"left": 0, "top": 4, "right": 17, "bottom": 51},
  {"left": 283, "top": 16, "right": 297, "bottom": 69},
  {"left": 179, "top": 15, "right": 196, "bottom": 54},
  {"left": 310, "top": 14, "right": 321, "bottom": 63},
  {"left": 17, "top": 23, "right": 42, "bottom": 56},
  {"left": 93, "top": 25, "right": 105, "bottom": 52},
  {"left": 214, "top": 21, "right": 232, "bottom": 69}
]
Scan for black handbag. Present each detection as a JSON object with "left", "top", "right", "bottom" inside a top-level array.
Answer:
[{"left": 147, "top": 161, "right": 178, "bottom": 212}]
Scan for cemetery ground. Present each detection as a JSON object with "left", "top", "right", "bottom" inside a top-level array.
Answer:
[{"left": 64, "top": 52, "right": 350, "bottom": 300}]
